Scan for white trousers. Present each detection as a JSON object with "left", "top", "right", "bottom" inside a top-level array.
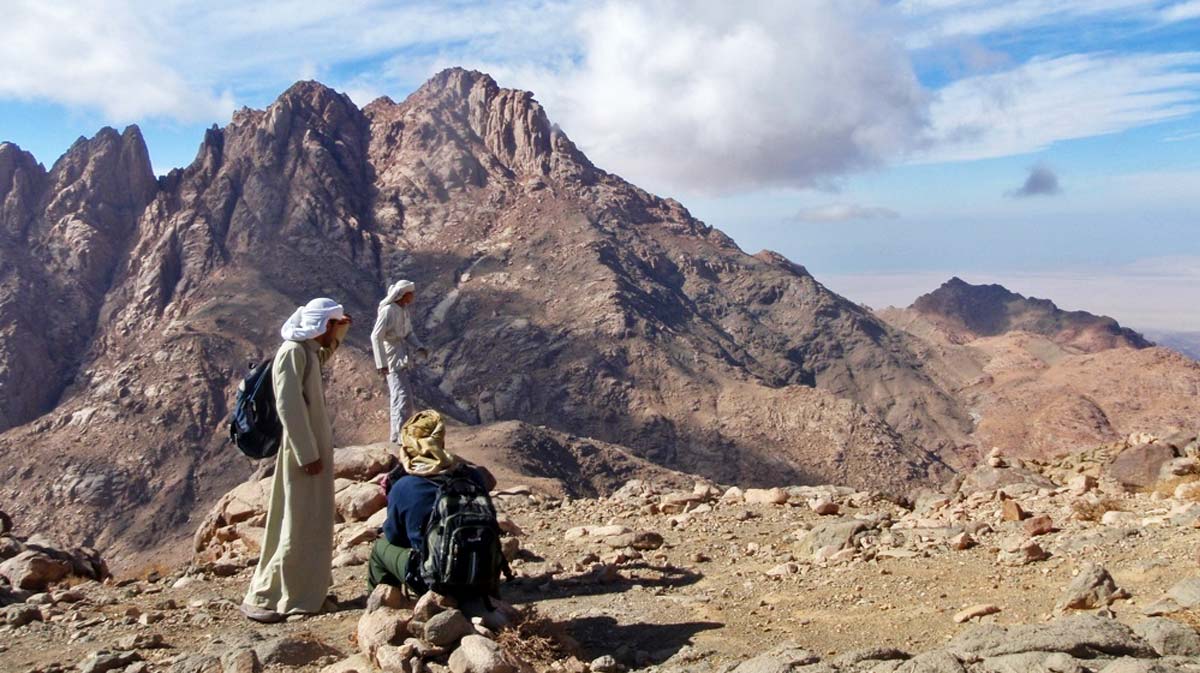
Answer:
[{"left": 387, "top": 368, "right": 413, "bottom": 443}]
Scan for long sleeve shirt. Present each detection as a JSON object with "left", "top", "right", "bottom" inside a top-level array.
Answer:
[
  {"left": 370, "top": 303, "right": 424, "bottom": 371},
  {"left": 382, "top": 467, "right": 488, "bottom": 550}
]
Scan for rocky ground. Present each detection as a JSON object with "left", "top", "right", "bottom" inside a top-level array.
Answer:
[{"left": 5, "top": 431, "right": 1200, "bottom": 673}]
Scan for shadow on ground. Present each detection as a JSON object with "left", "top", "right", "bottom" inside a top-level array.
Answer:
[
  {"left": 503, "top": 562, "right": 702, "bottom": 603},
  {"left": 568, "top": 615, "right": 723, "bottom": 664}
]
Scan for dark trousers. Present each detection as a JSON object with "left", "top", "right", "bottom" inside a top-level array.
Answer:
[{"left": 367, "top": 537, "right": 412, "bottom": 593}]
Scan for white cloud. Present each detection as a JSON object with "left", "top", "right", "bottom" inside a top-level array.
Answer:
[
  {"left": 1162, "top": 1, "right": 1200, "bottom": 22},
  {"left": 3, "top": 0, "right": 1200, "bottom": 195},
  {"left": 900, "top": 0, "right": 1159, "bottom": 46},
  {"left": 0, "top": 1, "right": 233, "bottom": 122},
  {"left": 921, "top": 52, "right": 1200, "bottom": 162},
  {"left": 791, "top": 204, "right": 900, "bottom": 223}
]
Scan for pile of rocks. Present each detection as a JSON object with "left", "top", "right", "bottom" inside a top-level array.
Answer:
[
  {"left": 1, "top": 508, "right": 109, "bottom": 626},
  {"left": 351, "top": 585, "right": 555, "bottom": 673}
]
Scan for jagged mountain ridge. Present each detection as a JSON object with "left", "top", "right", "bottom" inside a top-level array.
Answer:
[{"left": 0, "top": 69, "right": 977, "bottom": 568}]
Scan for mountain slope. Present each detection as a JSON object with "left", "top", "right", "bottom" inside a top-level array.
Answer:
[
  {"left": 879, "top": 278, "right": 1200, "bottom": 458},
  {"left": 0, "top": 70, "right": 972, "bottom": 570},
  {"left": 908, "top": 277, "right": 1152, "bottom": 352}
]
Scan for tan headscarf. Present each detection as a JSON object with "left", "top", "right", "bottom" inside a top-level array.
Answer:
[{"left": 399, "top": 409, "right": 458, "bottom": 476}]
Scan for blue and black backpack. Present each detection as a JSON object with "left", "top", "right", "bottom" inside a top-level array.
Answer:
[{"left": 228, "top": 359, "right": 282, "bottom": 460}]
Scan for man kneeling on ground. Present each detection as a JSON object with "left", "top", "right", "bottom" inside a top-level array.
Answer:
[{"left": 368, "top": 410, "right": 502, "bottom": 600}]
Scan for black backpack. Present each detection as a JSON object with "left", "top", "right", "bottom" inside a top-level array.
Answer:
[
  {"left": 416, "top": 471, "right": 509, "bottom": 598},
  {"left": 228, "top": 359, "right": 282, "bottom": 460}
]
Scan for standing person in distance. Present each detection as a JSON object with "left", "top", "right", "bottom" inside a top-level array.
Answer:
[
  {"left": 241, "top": 297, "right": 352, "bottom": 623},
  {"left": 371, "top": 280, "right": 428, "bottom": 443}
]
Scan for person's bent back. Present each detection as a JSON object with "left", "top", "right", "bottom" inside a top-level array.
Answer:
[{"left": 368, "top": 409, "right": 501, "bottom": 598}]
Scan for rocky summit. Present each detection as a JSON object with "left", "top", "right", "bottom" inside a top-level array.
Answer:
[
  {"left": 5, "top": 431, "right": 1200, "bottom": 672},
  {"left": 0, "top": 68, "right": 1198, "bottom": 578}
]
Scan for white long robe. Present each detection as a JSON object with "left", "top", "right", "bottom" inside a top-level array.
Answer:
[
  {"left": 371, "top": 303, "right": 424, "bottom": 441},
  {"left": 243, "top": 338, "right": 334, "bottom": 614}
]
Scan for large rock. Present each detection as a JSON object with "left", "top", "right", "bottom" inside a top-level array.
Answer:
[
  {"left": 0, "top": 550, "right": 71, "bottom": 591},
  {"left": 447, "top": 635, "right": 515, "bottom": 673},
  {"left": 1108, "top": 442, "right": 1177, "bottom": 490},
  {"left": 358, "top": 608, "right": 410, "bottom": 660},
  {"left": 336, "top": 483, "right": 388, "bottom": 522},
  {"left": 947, "top": 614, "right": 1156, "bottom": 659},
  {"left": 1056, "top": 563, "right": 1129, "bottom": 611},
  {"left": 424, "top": 608, "right": 475, "bottom": 647},
  {"left": 334, "top": 445, "right": 397, "bottom": 480},
  {"left": 892, "top": 651, "right": 966, "bottom": 672},
  {"left": 321, "top": 655, "right": 373, "bottom": 673},
  {"left": 1133, "top": 618, "right": 1200, "bottom": 657},
  {"left": 730, "top": 643, "right": 819, "bottom": 673},
  {"left": 795, "top": 519, "right": 869, "bottom": 557},
  {"left": 254, "top": 635, "right": 342, "bottom": 667}
]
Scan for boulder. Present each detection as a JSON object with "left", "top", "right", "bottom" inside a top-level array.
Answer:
[
  {"left": 1108, "top": 442, "right": 1177, "bottom": 491},
  {"left": 358, "top": 608, "right": 410, "bottom": 660},
  {"left": 1001, "top": 500, "right": 1029, "bottom": 522},
  {"left": 0, "top": 550, "right": 71, "bottom": 591},
  {"left": 795, "top": 519, "right": 868, "bottom": 557},
  {"left": 321, "top": 654, "right": 374, "bottom": 673},
  {"left": 4, "top": 603, "right": 42, "bottom": 627},
  {"left": 448, "top": 635, "right": 515, "bottom": 673},
  {"left": 960, "top": 464, "right": 1054, "bottom": 495},
  {"left": 424, "top": 608, "right": 474, "bottom": 647},
  {"left": 336, "top": 483, "right": 388, "bottom": 522},
  {"left": 366, "top": 583, "right": 410, "bottom": 613},
  {"left": 744, "top": 488, "right": 788, "bottom": 506},
  {"left": 1057, "top": 563, "right": 1129, "bottom": 611},
  {"left": 79, "top": 651, "right": 142, "bottom": 673},
  {"left": 729, "top": 643, "right": 819, "bottom": 673},
  {"left": 998, "top": 539, "right": 1049, "bottom": 566},
  {"left": 255, "top": 635, "right": 342, "bottom": 666},
  {"left": 603, "top": 531, "right": 664, "bottom": 550},
  {"left": 1023, "top": 515, "right": 1054, "bottom": 537},
  {"left": 221, "top": 650, "right": 262, "bottom": 673},
  {"left": 1133, "top": 618, "right": 1200, "bottom": 657},
  {"left": 334, "top": 445, "right": 397, "bottom": 480},
  {"left": 413, "top": 591, "right": 457, "bottom": 621},
  {"left": 947, "top": 614, "right": 1156, "bottom": 659}
]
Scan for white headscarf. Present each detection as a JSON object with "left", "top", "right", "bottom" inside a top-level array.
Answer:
[
  {"left": 379, "top": 280, "right": 415, "bottom": 307},
  {"left": 280, "top": 297, "right": 345, "bottom": 341}
]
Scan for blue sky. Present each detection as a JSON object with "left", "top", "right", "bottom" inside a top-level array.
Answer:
[{"left": 3, "top": 0, "right": 1199, "bottom": 330}]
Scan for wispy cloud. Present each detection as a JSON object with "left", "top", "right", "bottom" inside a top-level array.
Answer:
[
  {"left": 1162, "top": 0, "right": 1200, "bottom": 22},
  {"left": 921, "top": 52, "right": 1200, "bottom": 163},
  {"left": 791, "top": 204, "right": 901, "bottom": 222},
  {"left": 1007, "top": 163, "right": 1061, "bottom": 198}
]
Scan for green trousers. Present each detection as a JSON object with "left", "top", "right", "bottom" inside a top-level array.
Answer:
[{"left": 367, "top": 537, "right": 412, "bottom": 593}]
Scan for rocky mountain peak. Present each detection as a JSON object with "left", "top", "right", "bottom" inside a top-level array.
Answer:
[
  {"left": 910, "top": 277, "right": 1151, "bottom": 352},
  {"left": 0, "top": 142, "right": 46, "bottom": 239}
]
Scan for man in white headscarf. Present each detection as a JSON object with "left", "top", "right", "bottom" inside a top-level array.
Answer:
[
  {"left": 241, "top": 298, "right": 351, "bottom": 623},
  {"left": 371, "top": 280, "right": 428, "bottom": 443}
]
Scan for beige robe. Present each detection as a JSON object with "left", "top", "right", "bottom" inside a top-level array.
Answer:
[{"left": 244, "top": 338, "right": 334, "bottom": 614}]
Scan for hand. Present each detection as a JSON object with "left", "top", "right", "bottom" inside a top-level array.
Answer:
[
  {"left": 371, "top": 473, "right": 388, "bottom": 496},
  {"left": 302, "top": 459, "right": 323, "bottom": 476},
  {"left": 416, "top": 347, "right": 429, "bottom": 359},
  {"left": 378, "top": 367, "right": 388, "bottom": 379}
]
